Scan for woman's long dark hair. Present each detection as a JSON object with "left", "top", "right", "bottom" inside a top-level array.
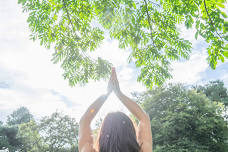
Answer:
[{"left": 98, "top": 112, "right": 140, "bottom": 152}]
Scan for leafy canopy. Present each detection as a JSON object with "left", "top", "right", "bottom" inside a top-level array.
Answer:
[
  {"left": 194, "top": 80, "right": 228, "bottom": 119},
  {"left": 18, "top": 0, "right": 228, "bottom": 88},
  {"left": 39, "top": 112, "right": 79, "bottom": 152},
  {"left": 135, "top": 84, "right": 228, "bottom": 152},
  {"left": 2, "top": 109, "right": 79, "bottom": 152},
  {"left": 18, "top": 120, "right": 44, "bottom": 152},
  {"left": 194, "top": 80, "right": 228, "bottom": 106},
  {"left": 7, "top": 106, "right": 34, "bottom": 126},
  {"left": 0, "top": 125, "right": 22, "bottom": 151}
]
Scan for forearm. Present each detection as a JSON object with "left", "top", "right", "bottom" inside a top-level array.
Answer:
[
  {"left": 117, "top": 91, "right": 148, "bottom": 122},
  {"left": 80, "top": 94, "right": 108, "bottom": 126}
]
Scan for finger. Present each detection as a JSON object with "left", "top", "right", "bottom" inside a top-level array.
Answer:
[
  {"left": 109, "top": 69, "right": 114, "bottom": 81},
  {"left": 111, "top": 68, "right": 114, "bottom": 77},
  {"left": 111, "top": 69, "right": 117, "bottom": 81},
  {"left": 112, "top": 78, "right": 116, "bottom": 87},
  {"left": 112, "top": 68, "right": 117, "bottom": 79}
]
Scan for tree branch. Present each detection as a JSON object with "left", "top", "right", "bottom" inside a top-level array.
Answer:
[
  {"left": 62, "top": 0, "right": 79, "bottom": 40},
  {"left": 62, "top": 0, "right": 80, "bottom": 40},
  {"left": 203, "top": 0, "right": 223, "bottom": 41},
  {"left": 148, "top": 0, "right": 161, "bottom": 7},
  {"left": 62, "top": 0, "right": 96, "bottom": 62},
  {"left": 143, "top": 0, "right": 156, "bottom": 47}
]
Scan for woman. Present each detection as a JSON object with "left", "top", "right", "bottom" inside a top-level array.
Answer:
[{"left": 79, "top": 67, "right": 152, "bottom": 152}]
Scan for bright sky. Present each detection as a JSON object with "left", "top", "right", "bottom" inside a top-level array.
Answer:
[{"left": 0, "top": 1, "right": 228, "bottom": 125}]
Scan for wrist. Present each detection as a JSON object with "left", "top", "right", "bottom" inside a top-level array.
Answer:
[
  {"left": 106, "top": 90, "right": 112, "bottom": 97},
  {"left": 100, "top": 94, "right": 108, "bottom": 101},
  {"left": 116, "top": 90, "right": 123, "bottom": 98}
]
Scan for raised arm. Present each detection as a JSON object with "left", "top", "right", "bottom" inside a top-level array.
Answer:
[
  {"left": 111, "top": 68, "right": 148, "bottom": 121},
  {"left": 78, "top": 80, "right": 112, "bottom": 152},
  {"left": 79, "top": 94, "right": 109, "bottom": 126},
  {"left": 111, "top": 67, "right": 152, "bottom": 152}
]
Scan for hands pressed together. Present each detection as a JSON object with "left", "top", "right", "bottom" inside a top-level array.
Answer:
[{"left": 107, "top": 67, "right": 121, "bottom": 97}]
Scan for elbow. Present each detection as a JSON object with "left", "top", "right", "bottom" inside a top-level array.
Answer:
[
  {"left": 79, "top": 115, "right": 90, "bottom": 127},
  {"left": 141, "top": 113, "right": 151, "bottom": 124},
  {"left": 79, "top": 116, "right": 86, "bottom": 126}
]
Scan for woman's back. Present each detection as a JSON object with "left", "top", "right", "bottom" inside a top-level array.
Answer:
[
  {"left": 98, "top": 112, "right": 140, "bottom": 152},
  {"left": 78, "top": 68, "right": 152, "bottom": 152}
]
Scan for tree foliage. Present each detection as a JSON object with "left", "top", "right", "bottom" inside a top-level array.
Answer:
[
  {"left": 39, "top": 112, "right": 79, "bottom": 152},
  {"left": 18, "top": 120, "right": 45, "bottom": 152},
  {"left": 18, "top": 0, "right": 228, "bottom": 88},
  {"left": 194, "top": 80, "right": 228, "bottom": 106},
  {"left": 7, "top": 107, "right": 34, "bottom": 126},
  {"left": 1, "top": 109, "right": 79, "bottom": 152},
  {"left": 0, "top": 124, "right": 22, "bottom": 151},
  {"left": 1, "top": 107, "right": 34, "bottom": 151},
  {"left": 135, "top": 84, "right": 228, "bottom": 152}
]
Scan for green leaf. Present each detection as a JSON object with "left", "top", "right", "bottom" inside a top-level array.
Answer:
[
  {"left": 132, "top": 2, "right": 136, "bottom": 9},
  {"left": 195, "top": 31, "right": 199, "bottom": 40},
  {"left": 221, "top": 12, "right": 227, "bottom": 18},
  {"left": 217, "top": 3, "right": 225, "bottom": 8},
  {"left": 18, "top": 0, "right": 26, "bottom": 5},
  {"left": 219, "top": 55, "right": 225, "bottom": 62},
  {"left": 224, "top": 35, "right": 228, "bottom": 41},
  {"left": 223, "top": 51, "right": 228, "bottom": 58},
  {"left": 196, "top": 20, "right": 200, "bottom": 29}
]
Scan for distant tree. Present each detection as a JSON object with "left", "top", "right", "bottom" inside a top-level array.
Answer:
[
  {"left": 7, "top": 107, "right": 33, "bottom": 126},
  {"left": 18, "top": 0, "right": 228, "bottom": 88},
  {"left": 2, "top": 109, "right": 79, "bottom": 152},
  {"left": 95, "top": 117, "right": 103, "bottom": 129},
  {"left": 18, "top": 120, "right": 45, "bottom": 152},
  {"left": 136, "top": 84, "right": 228, "bottom": 152},
  {"left": 92, "top": 117, "right": 103, "bottom": 141},
  {"left": 0, "top": 125, "right": 22, "bottom": 151},
  {"left": 194, "top": 80, "right": 228, "bottom": 106},
  {"left": 39, "top": 112, "right": 79, "bottom": 152}
]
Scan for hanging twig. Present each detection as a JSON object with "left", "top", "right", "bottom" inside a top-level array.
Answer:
[
  {"left": 62, "top": 0, "right": 96, "bottom": 62},
  {"left": 203, "top": 0, "right": 223, "bottom": 41},
  {"left": 143, "top": 0, "right": 156, "bottom": 47},
  {"left": 62, "top": 0, "right": 79, "bottom": 40},
  {"left": 148, "top": 0, "right": 161, "bottom": 7}
]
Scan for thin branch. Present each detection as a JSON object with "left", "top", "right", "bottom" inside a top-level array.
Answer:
[
  {"left": 18, "top": 136, "right": 42, "bottom": 152},
  {"left": 62, "top": 0, "right": 79, "bottom": 41},
  {"left": 143, "top": 0, "right": 156, "bottom": 47},
  {"left": 62, "top": 0, "right": 96, "bottom": 62},
  {"left": 148, "top": 0, "right": 161, "bottom": 7},
  {"left": 203, "top": 0, "right": 223, "bottom": 41}
]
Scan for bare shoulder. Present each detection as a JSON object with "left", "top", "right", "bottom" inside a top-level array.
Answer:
[{"left": 137, "top": 114, "right": 152, "bottom": 152}]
